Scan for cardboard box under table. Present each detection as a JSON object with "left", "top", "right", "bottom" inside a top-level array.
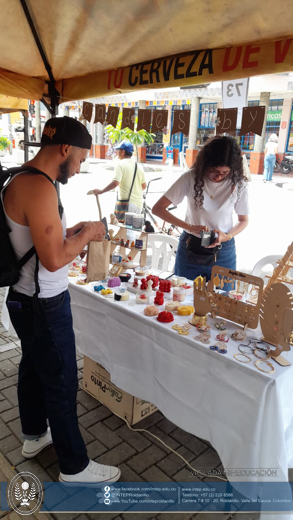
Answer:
[{"left": 83, "top": 356, "right": 157, "bottom": 425}]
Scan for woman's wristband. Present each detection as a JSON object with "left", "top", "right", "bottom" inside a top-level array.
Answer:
[
  {"left": 187, "top": 224, "right": 192, "bottom": 233},
  {"left": 226, "top": 233, "right": 233, "bottom": 241}
]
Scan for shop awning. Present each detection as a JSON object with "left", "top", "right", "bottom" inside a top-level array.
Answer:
[
  {"left": 0, "top": 0, "right": 292, "bottom": 106},
  {"left": 0, "top": 95, "right": 28, "bottom": 114}
]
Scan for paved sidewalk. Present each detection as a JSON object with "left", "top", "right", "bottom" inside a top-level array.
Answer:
[{"left": 0, "top": 286, "right": 279, "bottom": 520}]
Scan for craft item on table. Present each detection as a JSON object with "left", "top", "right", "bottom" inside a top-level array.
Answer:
[
  {"left": 72, "top": 262, "right": 81, "bottom": 270},
  {"left": 130, "top": 241, "right": 135, "bottom": 248},
  {"left": 146, "top": 275, "right": 159, "bottom": 288},
  {"left": 109, "top": 264, "right": 123, "bottom": 277},
  {"left": 157, "top": 311, "right": 174, "bottom": 323},
  {"left": 159, "top": 280, "right": 171, "bottom": 293},
  {"left": 140, "top": 278, "right": 148, "bottom": 291},
  {"left": 254, "top": 360, "right": 275, "bottom": 373},
  {"left": 81, "top": 265, "right": 87, "bottom": 274},
  {"left": 154, "top": 291, "right": 164, "bottom": 305},
  {"left": 144, "top": 305, "right": 159, "bottom": 316},
  {"left": 135, "top": 237, "right": 147, "bottom": 249},
  {"left": 229, "top": 290, "right": 243, "bottom": 301},
  {"left": 110, "top": 213, "right": 119, "bottom": 225},
  {"left": 165, "top": 301, "right": 181, "bottom": 312},
  {"left": 194, "top": 333, "right": 211, "bottom": 344},
  {"left": 171, "top": 276, "right": 179, "bottom": 287},
  {"left": 215, "top": 341, "right": 228, "bottom": 354},
  {"left": 136, "top": 293, "right": 150, "bottom": 304},
  {"left": 193, "top": 275, "right": 212, "bottom": 318},
  {"left": 94, "top": 285, "right": 105, "bottom": 292},
  {"left": 173, "top": 323, "right": 190, "bottom": 335},
  {"left": 76, "top": 277, "right": 89, "bottom": 285},
  {"left": 178, "top": 277, "right": 187, "bottom": 286},
  {"left": 114, "top": 289, "right": 130, "bottom": 301},
  {"left": 135, "top": 267, "right": 149, "bottom": 277},
  {"left": 254, "top": 348, "right": 270, "bottom": 360},
  {"left": 178, "top": 305, "right": 194, "bottom": 316},
  {"left": 214, "top": 320, "right": 226, "bottom": 331},
  {"left": 112, "top": 253, "right": 122, "bottom": 264},
  {"left": 189, "top": 314, "right": 207, "bottom": 327},
  {"left": 120, "top": 239, "right": 125, "bottom": 247},
  {"left": 125, "top": 212, "right": 134, "bottom": 228},
  {"left": 132, "top": 214, "right": 144, "bottom": 230},
  {"left": 119, "top": 273, "right": 131, "bottom": 283},
  {"left": 133, "top": 277, "right": 139, "bottom": 287},
  {"left": 234, "top": 352, "right": 251, "bottom": 363},
  {"left": 122, "top": 256, "right": 134, "bottom": 267},
  {"left": 68, "top": 270, "right": 79, "bottom": 277},
  {"left": 181, "top": 284, "right": 193, "bottom": 296},
  {"left": 209, "top": 344, "right": 218, "bottom": 351},
  {"left": 125, "top": 239, "right": 130, "bottom": 248},
  {"left": 173, "top": 287, "right": 186, "bottom": 302},
  {"left": 113, "top": 235, "right": 120, "bottom": 243},
  {"left": 101, "top": 288, "right": 113, "bottom": 297},
  {"left": 216, "top": 332, "right": 229, "bottom": 342},
  {"left": 108, "top": 229, "right": 115, "bottom": 240},
  {"left": 231, "top": 329, "right": 247, "bottom": 341},
  {"left": 196, "top": 323, "right": 210, "bottom": 332},
  {"left": 108, "top": 277, "right": 121, "bottom": 288}
]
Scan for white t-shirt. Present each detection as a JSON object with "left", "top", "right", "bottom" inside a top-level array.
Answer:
[
  {"left": 265, "top": 142, "right": 278, "bottom": 155},
  {"left": 113, "top": 158, "right": 146, "bottom": 210},
  {"left": 164, "top": 170, "right": 249, "bottom": 235}
]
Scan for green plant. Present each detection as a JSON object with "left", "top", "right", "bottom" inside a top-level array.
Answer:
[
  {"left": 0, "top": 136, "right": 11, "bottom": 152},
  {"left": 105, "top": 112, "right": 155, "bottom": 162}
]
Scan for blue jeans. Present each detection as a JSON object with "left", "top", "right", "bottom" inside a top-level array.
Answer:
[
  {"left": 175, "top": 231, "right": 236, "bottom": 283},
  {"left": 264, "top": 154, "right": 275, "bottom": 181},
  {"left": 6, "top": 289, "right": 89, "bottom": 475}
]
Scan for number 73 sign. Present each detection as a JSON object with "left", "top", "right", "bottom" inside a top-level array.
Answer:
[{"left": 222, "top": 78, "right": 249, "bottom": 128}]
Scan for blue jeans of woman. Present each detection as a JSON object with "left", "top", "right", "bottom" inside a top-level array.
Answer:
[
  {"left": 264, "top": 154, "right": 275, "bottom": 181},
  {"left": 6, "top": 288, "right": 89, "bottom": 475},
  {"left": 175, "top": 231, "right": 236, "bottom": 282}
]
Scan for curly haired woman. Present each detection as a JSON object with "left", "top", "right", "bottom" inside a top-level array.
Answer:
[{"left": 152, "top": 136, "right": 249, "bottom": 280}]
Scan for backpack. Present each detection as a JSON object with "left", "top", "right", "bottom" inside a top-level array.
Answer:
[{"left": 0, "top": 164, "right": 63, "bottom": 289}]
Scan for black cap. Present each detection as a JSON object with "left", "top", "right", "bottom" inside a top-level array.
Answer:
[{"left": 41, "top": 116, "right": 92, "bottom": 149}]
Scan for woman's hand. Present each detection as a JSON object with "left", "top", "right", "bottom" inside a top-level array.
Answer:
[
  {"left": 207, "top": 229, "right": 230, "bottom": 247},
  {"left": 187, "top": 224, "right": 209, "bottom": 235}
]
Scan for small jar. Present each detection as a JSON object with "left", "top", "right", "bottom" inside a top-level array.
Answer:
[
  {"left": 178, "top": 277, "right": 187, "bottom": 287},
  {"left": 125, "top": 212, "right": 134, "bottom": 228},
  {"left": 136, "top": 292, "right": 150, "bottom": 304},
  {"left": 171, "top": 276, "right": 179, "bottom": 287},
  {"left": 173, "top": 287, "right": 186, "bottom": 302},
  {"left": 112, "top": 253, "right": 122, "bottom": 264},
  {"left": 132, "top": 214, "right": 144, "bottom": 230}
]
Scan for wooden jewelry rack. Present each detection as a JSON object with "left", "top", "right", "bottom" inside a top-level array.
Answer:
[
  {"left": 264, "top": 241, "right": 293, "bottom": 294},
  {"left": 204, "top": 267, "right": 264, "bottom": 329}
]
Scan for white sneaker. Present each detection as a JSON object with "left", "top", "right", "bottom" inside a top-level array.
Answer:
[
  {"left": 59, "top": 459, "right": 121, "bottom": 485},
  {"left": 22, "top": 427, "right": 53, "bottom": 458}
]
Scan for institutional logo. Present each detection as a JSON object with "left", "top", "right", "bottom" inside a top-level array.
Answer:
[{"left": 7, "top": 472, "right": 44, "bottom": 515}]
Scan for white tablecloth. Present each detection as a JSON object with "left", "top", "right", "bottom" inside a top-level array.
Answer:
[{"left": 69, "top": 280, "right": 293, "bottom": 490}]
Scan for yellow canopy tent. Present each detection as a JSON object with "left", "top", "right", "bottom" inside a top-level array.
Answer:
[
  {"left": 0, "top": 96, "right": 28, "bottom": 114},
  {"left": 0, "top": 0, "right": 292, "bottom": 111}
]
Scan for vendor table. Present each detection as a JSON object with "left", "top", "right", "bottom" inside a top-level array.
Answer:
[{"left": 69, "top": 279, "right": 293, "bottom": 491}]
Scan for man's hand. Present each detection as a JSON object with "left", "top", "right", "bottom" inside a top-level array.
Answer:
[
  {"left": 66, "top": 221, "right": 86, "bottom": 238},
  {"left": 93, "top": 189, "right": 103, "bottom": 196},
  {"left": 83, "top": 221, "right": 106, "bottom": 242}
]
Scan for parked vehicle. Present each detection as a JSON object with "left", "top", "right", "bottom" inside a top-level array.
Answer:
[
  {"left": 280, "top": 155, "right": 293, "bottom": 174},
  {"left": 274, "top": 158, "right": 280, "bottom": 173}
]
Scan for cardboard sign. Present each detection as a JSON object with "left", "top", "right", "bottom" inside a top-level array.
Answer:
[
  {"left": 152, "top": 110, "right": 168, "bottom": 133},
  {"left": 94, "top": 104, "right": 106, "bottom": 124},
  {"left": 106, "top": 106, "right": 119, "bottom": 127},
  {"left": 82, "top": 101, "right": 93, "bottom": 123},
  {"left": 216, "top": 108, "right": 237, "bottom": 135},
  {"left": 121, "top": 108, "right": 135, "bottom": 130},
  {"left": 171, "top": 110, "right": 190, "bottom": 135},
  {"left": 137, "top": 109, "right": 151, "bottom": 132},
  {"left": 239, "top": 106, "right": 266, "bottom": 136}
]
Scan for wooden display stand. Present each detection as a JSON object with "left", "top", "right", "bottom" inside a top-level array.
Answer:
[
  {"left": 264, "top": 242, "right": 293, "bottom": 294},
  {"left": 109, "top": 224, "right": 148, "bottom": 268}
]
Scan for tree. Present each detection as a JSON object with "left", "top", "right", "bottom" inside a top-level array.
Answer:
[{"left": 105, "top": 112, "right": 155, "bottom": 162}]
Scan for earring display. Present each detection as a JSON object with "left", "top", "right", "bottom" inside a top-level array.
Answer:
[{"left": 204, "top": 266, "right": 264, "bottom": 329}]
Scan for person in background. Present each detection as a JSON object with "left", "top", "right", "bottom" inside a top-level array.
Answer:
[
  {"left": 4, "top": 116, "right": 120, "bottom": 485},
  {"left": 152, "top": 136, "right": 249, "bottom": 281},
  {"left": 263, "top": 133, "right": 278, "bottom": 182},
  {"left": 94, "top": 140, "right": 146, "bottom": 215}
]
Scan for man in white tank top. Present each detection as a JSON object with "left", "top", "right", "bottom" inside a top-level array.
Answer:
[{"left": 4, "top": 117, "right": 121, "bottom": 484}]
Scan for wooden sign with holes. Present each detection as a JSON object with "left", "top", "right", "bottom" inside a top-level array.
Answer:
[
  {"left": 207, "top": 267, "right": 264, "bottom": 329},
  {"left": 260, "top": 282, "right": 293, "bottom": 353}
]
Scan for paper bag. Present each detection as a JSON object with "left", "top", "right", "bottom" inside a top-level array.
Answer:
[
  {"left": 86, "top": 193, "right": 111, "bottom": 282},
  {"left": 87, "top": 240, "right": 110, "bottom": 282}
]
